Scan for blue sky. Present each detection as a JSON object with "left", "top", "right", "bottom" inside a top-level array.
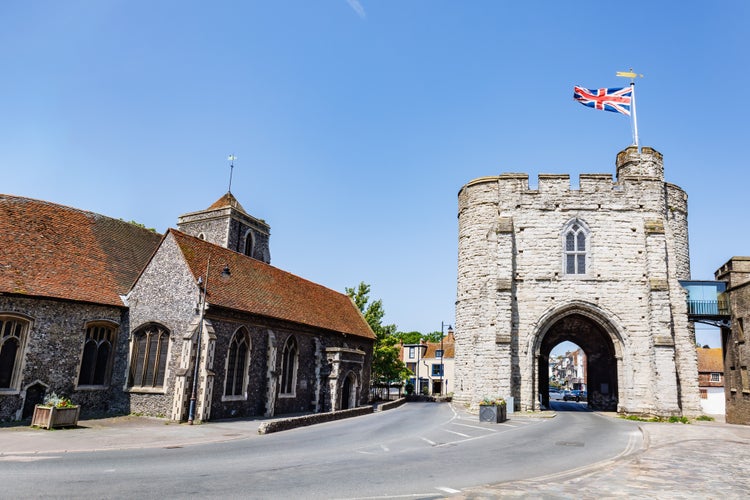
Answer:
[{"left": 2, "top": 1, "right": 747, "bottom": 348}]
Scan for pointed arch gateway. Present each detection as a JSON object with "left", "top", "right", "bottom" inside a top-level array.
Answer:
[{"left": 532, "top": 303, "right": 624, "bottom": 412}]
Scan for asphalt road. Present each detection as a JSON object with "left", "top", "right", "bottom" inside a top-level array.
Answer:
[{"left": 1, "top": 402, "right": 641, "bottom": 499}]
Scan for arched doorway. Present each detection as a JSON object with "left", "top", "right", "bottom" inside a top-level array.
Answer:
[
  {"left": 340, "top": 372, "right": 356, "bottom": 410},
  {"left": 536, "top": 311, "right": 620, "bottom": 411}
]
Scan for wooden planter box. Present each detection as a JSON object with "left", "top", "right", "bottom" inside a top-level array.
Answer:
[
  {"left": 31, "top": 405, "right": 81, "bottom": 429},
  {"left": 479, "top": 404, "right": 507, "bottom": 423}
]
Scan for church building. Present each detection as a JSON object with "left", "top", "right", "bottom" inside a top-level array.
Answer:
[
  {"left": 454, "top": 146, "right": 701, "bottom": 417},
  {"left": 0, "top": 192, "right": 374, "bottom": 422}
]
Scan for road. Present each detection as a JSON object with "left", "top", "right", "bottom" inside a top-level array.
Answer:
[{"left": 1, "top": 403, "right": 641, "bottom": 499}]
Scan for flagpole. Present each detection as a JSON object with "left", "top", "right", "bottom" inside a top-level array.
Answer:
[
  {"left": 631, "top": 81, "right": 639, "bottom": 150},
  {"left": 616, "top": 69, "right": 643, "bottom": 151}
]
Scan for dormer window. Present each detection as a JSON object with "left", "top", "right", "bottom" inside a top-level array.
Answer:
[{"left": 563, "top": 219, "right": 590, "bottom": 275}]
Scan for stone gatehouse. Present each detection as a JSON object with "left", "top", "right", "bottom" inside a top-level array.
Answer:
[{"left": 454, "top": 146, "right": 701, "bottom": 417}]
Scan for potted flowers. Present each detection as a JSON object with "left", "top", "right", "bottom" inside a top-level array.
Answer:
[
  {"left": 478, "top": 397, "right": 507, "bottom": 423},
  {"left": 31, "top": 393, "right": 80, "bottom": 429}
]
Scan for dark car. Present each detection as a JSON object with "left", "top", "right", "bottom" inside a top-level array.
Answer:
[{"left": 564, "top": 389, "right": 587, "bottom": 402}]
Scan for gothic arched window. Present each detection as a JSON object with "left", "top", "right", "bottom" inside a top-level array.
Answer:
[
  {"left": 563, "top": 219, "right": 590, "bottom": 275},
  {"left": 280, "top": 336, "right": 298, "bottom": 396},
  {"left": 127, "top": 324, "right": 170, "bottom": 389},
  {"left": 78, "top": 322, "right": 117, "bottom": 387},
  {"left": 0, "top": 316, "right": 28, "bottom": 390},
  {"left": 243, "top": 230, "right": 254, "bottom": 257},
  {"left": 224, "top": 327, "right": 250, "bottom": 397}
]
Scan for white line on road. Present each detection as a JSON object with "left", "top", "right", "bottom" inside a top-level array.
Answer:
[
  {"left": 420, "top": 437, "right": 437, "bottom": 446},
  {"left": 452, "top": 422, "right": 499, "bottom": 432},
  {"left": 380, "top": 444, "right": 389, "bottom": 452},
  {"left": 443, "top": 429, "right": 471, "bottom": 437},
  {"left": 436, "top": 486, "right": 461, "bottom": 494}
]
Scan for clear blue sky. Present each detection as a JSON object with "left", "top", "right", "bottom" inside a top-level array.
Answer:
[{"left": 2, "top": 2, "right": 747, "bottom": 347}]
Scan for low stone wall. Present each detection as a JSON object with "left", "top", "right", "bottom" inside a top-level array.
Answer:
[
  {"left": 377, "top": 398, "right": 407, "bottom": 411},
  {"left": 258, "top": 406, "right": 373, "bottom": 434}
]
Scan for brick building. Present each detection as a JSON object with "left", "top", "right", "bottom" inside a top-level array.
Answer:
[
  {"left": 0, "top": 193, "right": 374, "bottom": 422},
  {"left": 454, "top": 146, "right": 701, "bottom": 416},
  {"left": 715, "top": 257, "right": 750, "bottom": 424}
]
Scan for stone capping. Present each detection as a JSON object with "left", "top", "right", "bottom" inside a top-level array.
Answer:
[
  {"left": 654, "top": 336, "right": 675, "bottom": 347},
  {"left": 496, "top": 334, "right": 511, "bottom": 344},
  {"left": 649, "top": 278, "right": 669, "bottom": 291},
  {"left": 644, "top": 219, "right": 665, "bottom": 234},
  {"left": 496, "top": 278, "right": 512, "bottom": 292},
  {"left": 325, "top": 347, "right": 365, "bottom": 356},
  {"left": 497, "top": 217, "right": 513, "bottom": 233},
  {"left": 257, "top": 405, "right": 373, "bottom": 434}
]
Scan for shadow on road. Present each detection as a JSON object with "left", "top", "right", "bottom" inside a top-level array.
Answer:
[{"left": 549, "top": 400, "right": 593, "bottom": 412}]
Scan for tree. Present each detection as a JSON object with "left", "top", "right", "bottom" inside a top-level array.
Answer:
[
  {"left": 346, "top": 282, "right": 409, "bottom": 397},
  {"left": 394, "top": 330, "right": 444, "bottom": 344}
]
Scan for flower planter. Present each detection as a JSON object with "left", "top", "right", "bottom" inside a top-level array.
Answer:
[
  {"left": 479, "top": 404, "right": 507, "bottom": 423},
  {"left": 31, "top": 405, "right": 81, "bottom": 429}
]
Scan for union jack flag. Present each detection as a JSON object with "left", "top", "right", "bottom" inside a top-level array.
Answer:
[{"left": 573, "top": 86, "right": 632, "bottom": 116}]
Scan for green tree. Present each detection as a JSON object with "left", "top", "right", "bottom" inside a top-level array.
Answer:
[
  {"left": 346, "top": 282, "right": 409, "bottom": 396},
  {"left": 393, "top": 330, "right": 443, "bottom": 344}
]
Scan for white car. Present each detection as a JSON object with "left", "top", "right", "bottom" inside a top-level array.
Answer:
[{"left": 549, "top": 389, "right": 565, "bottom": 401}]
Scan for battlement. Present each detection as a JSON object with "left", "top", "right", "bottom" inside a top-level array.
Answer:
[
  {"left": 460, "top": 146, "right": 666, "bottom": 198},
  {"left": 616, "top": 146, "right": 664, "bottom": 180}
]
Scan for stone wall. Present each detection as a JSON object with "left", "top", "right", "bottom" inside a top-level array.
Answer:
[
  {"left": 455, "top": 147, "right": 700, "bottom": 416},
  {"left": 0, "top": 296, "right": 128, "bottom": 421},
  {"left": 126, "top": 233, "right": 200, "bottom": 419},
  {"left": 716, "top": 256, "right": 750, "bottom": 424}
]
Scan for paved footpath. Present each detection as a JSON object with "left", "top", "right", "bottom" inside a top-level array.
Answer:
[
  {"left": 457, "top": 415, "right": 750, "bottom": 499},
  {"left": 2, "top": 410, "right": 749, "bottom": 498}
]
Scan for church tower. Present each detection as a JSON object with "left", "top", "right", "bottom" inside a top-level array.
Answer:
[{"left": 177, "top": 192, "right": 271, "bottom": 264}]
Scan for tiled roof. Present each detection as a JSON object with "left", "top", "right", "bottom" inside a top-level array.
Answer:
[
  {"left": 207, "top": 192, "right": 248, "bottom": 214},
  {"left": 696, "top": 347, "right": 724, "bottom": 373},
  {"left": 170, "top": 229, "right": 375, "bottom": 340},
  {"left": 400, "top": 333, "right": 455, "bottom": 359},
  {"left": 0, "top": 194, "right": 163, "bottom": 307}
]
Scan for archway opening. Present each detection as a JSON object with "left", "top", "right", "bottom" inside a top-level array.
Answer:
[{"left": 539, "top": 313, "right": 618, "bottom": 411}]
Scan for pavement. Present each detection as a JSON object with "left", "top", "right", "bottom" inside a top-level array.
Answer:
[{"left": 2, "top": 408, "right": 749, "bottom": 498}]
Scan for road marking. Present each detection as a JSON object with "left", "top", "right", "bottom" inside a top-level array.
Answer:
[
  {"left": 0, "top": 455, "right": 57, "bottom": 462},
  {"left": 436, "top": 486, "right": 461, "bottom": 494},
  {"left": 380, "top": 444, "right": 389, "bottom": 452},
  {"left": 420, "top": 437, "right": 437, "bottom": 446},
  {"left": 452, "top": 422, "right": 498, "bottom": 432},
  {"left": 443, "top": 429, "right": 470, "bottom": 437}
]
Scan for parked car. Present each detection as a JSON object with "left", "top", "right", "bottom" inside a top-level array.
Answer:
[
  {"left": 549, "top": 389, "right": 564, "bottom": 401},
  {"left": 564, "top": 390, "right": 587, "bottom": 402}
]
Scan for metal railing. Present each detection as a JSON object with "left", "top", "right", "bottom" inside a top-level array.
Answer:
[{"left": 686, "top": 299, "right": 730, "bottom": 317}]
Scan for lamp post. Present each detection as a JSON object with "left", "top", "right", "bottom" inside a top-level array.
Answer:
[{"left": 440, "top": 322, "right": 453, "bottom": 396}]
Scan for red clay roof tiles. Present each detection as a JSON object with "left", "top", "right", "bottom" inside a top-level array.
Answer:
[
  {"left": 170, "top": 229, "right": 375, "bottom": 340},
  {"left": 696, "top": 347, "right": 723, "bottom": 373},
  {"left": 0, "top": 194, "right": 162, "bottom": 307}
]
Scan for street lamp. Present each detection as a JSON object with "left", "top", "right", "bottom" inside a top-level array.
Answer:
[{"left": 441, "top": 322, "right": 453, "bottom": 396}]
